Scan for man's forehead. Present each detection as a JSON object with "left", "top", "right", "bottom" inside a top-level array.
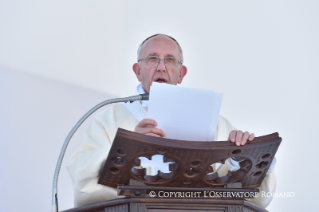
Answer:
[{"left": 140, "top": 35, "right": 180, "bottom": 56}]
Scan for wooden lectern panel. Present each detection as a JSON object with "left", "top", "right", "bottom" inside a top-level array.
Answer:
[
  {"left": 63, "top": 129, "right": 279, "bottom": 212},
  {"left": 98, "top": 129, "right": 281, "bottom": 189},
  {"left": 62, "top": 197, "right": 268, "bottom": 212}
]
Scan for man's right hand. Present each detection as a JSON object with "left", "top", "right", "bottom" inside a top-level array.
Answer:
[{"left": 134, "top": 119, "right": 165, "bottom": 137}]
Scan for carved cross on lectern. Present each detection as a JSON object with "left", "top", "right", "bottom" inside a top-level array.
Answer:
[{"left": 139, "top": 155, "right": 175, "bottom": 176}]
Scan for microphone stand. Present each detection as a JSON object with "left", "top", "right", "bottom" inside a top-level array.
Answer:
[{"left": 51, "top": 94, "right": 149, "bottom": 212}]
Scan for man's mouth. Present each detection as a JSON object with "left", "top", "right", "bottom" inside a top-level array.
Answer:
[{"left": 154, "top": 77, "right": 168, "bottom": 83}]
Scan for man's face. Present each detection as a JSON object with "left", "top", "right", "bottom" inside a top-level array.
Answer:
[{"left": 133, "top": 35, "right": 187, "bottom": 93}]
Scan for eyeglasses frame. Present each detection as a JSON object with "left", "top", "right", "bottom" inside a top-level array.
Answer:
[{"left": 138, "top": 56, "right": 183, "bottom": 67}]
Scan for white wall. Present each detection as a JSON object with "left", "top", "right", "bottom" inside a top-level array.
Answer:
[
  {"left": 0, "top": 67, "right": 116, "bottom": 211},
  {"left": 0, "top": 1, "right": 318, "bottom": 211}
]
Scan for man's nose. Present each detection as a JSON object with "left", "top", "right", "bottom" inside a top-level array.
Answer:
[{"left": 156, "top": 59, "right": 166, "bottom": 72}]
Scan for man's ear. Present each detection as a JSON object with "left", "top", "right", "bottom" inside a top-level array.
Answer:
[
  {"left": 132, "top": 63, "right": 142, "bottom": 82},
  {"left": 178, "top": 65, "right": 187, "bottom": 84}
]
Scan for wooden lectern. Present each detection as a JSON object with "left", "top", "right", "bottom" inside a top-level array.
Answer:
[{"left": 63, "top": 129, "right": 281, "bottom": 212}]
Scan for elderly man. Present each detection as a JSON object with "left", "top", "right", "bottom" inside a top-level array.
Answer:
[{"left": 67, "top": 34, "right": 276, "bottom": 208}]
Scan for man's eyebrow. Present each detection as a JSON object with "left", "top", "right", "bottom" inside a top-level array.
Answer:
[
  {"left": 146, "top": 53, "right": 176, "bottom": 58},
  {"left": 147, "top": 53, "right": 159, "bottom": 57},
  {"left": 166, "top": 54, "right": 176, "bottom": 58}
]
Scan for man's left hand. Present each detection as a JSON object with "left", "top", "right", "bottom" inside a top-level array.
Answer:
[{"left": 228, "top": 130, "right": 255, "bottom": 146}]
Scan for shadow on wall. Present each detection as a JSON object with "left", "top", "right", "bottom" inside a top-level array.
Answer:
[{"left": 0, "top": 66, "right": 116, "bottom": 212}]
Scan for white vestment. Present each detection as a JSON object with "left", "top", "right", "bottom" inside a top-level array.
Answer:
[{"left": 66, "top": 102, "right": 276, "bottom": 208}]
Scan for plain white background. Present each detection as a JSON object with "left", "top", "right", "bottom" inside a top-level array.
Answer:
[{"left": 0, "top": 1, "right": 318, "bottom": 211}]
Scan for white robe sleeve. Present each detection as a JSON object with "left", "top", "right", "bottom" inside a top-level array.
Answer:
[
  {"left": 66, "top": 104, "right": 138, "bottom": 207},
  {"left": 215, "top": 116, "right": 277, "bottom": 209}
]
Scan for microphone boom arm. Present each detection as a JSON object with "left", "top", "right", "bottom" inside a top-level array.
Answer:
[{"left": 51, "top": 94, "right": 149, "bottom": 212}]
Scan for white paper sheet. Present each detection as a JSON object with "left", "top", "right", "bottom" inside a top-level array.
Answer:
[
  {"left": 141, "top": 83, "right": 223, "bottom": 175},
  {"left": 147, "top": 83, "right": 223, "bottom": 141}
]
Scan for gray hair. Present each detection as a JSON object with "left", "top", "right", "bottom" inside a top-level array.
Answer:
[{"left": 137, "top": 34, "right": 184, "bottom": 63}]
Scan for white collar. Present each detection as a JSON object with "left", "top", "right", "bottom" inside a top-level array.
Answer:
[
  {"left": 135, "top": 84, "right": 148, "bottom": 111},
  {"left": 122, "top": 84, "right": 147, "bottom": 122}
]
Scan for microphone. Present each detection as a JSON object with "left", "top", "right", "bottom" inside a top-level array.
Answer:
[
  {"left": 140, "top": 93, "right": 149, "bottom": 101},
  {"left": 51, "top": 94, "right": 148, "bottom": 212}
]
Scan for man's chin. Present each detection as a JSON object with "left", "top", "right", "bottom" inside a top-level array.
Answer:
[{"left": 147, "top": 81, "right": 170, "bottom": 92}]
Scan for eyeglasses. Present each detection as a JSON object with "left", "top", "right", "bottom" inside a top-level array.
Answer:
[{"left": 138, "top": 56, "right": 182, "bottom": 68}]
